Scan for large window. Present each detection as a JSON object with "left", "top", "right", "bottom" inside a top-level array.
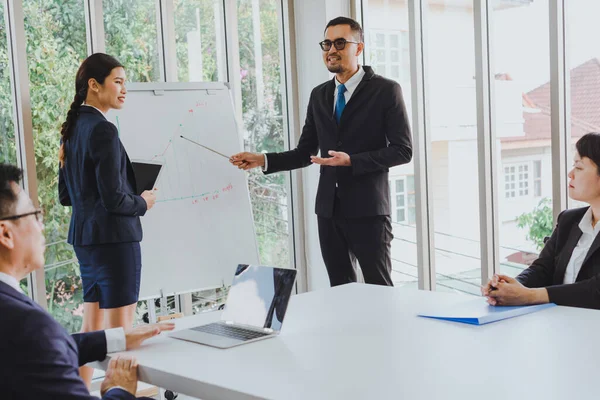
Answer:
[
  {"left": 174, "top": 0, "right": 227, "bottom": 82},
  {"left": 363, "top": 0, "right": 416, "bottom": 288},
  {"left": 104, "top": 0, "right": 160, "bottom": 82},
  {"left": 0, "top": 4, "right": 22, "bottom": 293},
  {"left": 24, "top": 0, "right": 87, "bottom": 333},
  {"left": 236, "top": 0, "right": 292, "bottom": 268},
  {"left": 0, "top": 3, "right": 15, "bottom": 165},
  {"left": 567, "top": 2, "right": 600, "bottom": 210},
  {"left": 426, "top": 0, "right": 482, "bottom": 295},
  {"left": 494, "top": 0, "right": 552, "bottom": 277}
]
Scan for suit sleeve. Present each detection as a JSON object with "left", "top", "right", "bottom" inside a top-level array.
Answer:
[
  {"left": 10, "top": 324, "right": 136, "bottom": 399},
  {"left": 517, "top": 210, "right": 600, "bottom": 309},
  {"left": 515, "top": 211, "right": 564, "bottom": 288},
  {"left": 349, "top": 81, "right": 413, "bottom": 176},
  {"left": 543, "top": 274, "right": 600, "bottom": 309},
  {"left": 58, "top": 165, "right": 72, "bottom": 206},
  {"left": 263, "top": 88, "right": 320, "bottom": 174},
  {"left": 89, "top": 121, "right": 147, "bottom": 216},
  {"left": 72, "top": 331, "right": 108, "bottom": 366}
]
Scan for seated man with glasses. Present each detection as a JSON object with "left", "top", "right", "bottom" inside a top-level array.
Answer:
[{"left": 0, "top": 163, "right": 174, "bottom": 399}]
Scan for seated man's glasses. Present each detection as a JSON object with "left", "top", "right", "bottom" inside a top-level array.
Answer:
[
  {"left": 0, "top": 209, "right": 44, "bottom": 224},
  {"left": 319, "top": 38, "right": 360, "bottom": 51}
]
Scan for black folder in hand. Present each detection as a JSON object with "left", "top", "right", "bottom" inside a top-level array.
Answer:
[{"left": 131, "top": 161, "right": 162, "bottom": 195}]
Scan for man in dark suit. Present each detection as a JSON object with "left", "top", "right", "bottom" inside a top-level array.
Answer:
[
  {"left": 0, "top": 164, "right": 174, "bottom": 399},
  {"left": 231, "top": 16, "right": 412, "bottom": 287}
]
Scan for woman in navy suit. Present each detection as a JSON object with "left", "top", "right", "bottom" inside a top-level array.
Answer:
[
  {"left": 58, "top": 53, "right": 156, "bottom": 385},
  {"left": 483, "top": 132, "right": 600, "bottom": 309}
]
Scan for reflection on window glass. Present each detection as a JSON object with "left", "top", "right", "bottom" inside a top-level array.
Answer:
[
  {"left": 192, "top": 0, "right": 292, "bottom": 313},
  {"left": 494, "top": 0, "right": 552, "bottom": 277},
  {"left": 0, "top": 2, "right": 23, "bottom": 295},
  {"left": 24, "top": 0, "right": 87, "bottom": 333},
  {"left": 566, "top": 2, "right": 600, "bottom": 211},
  {"left": 426, "top": 0, "right": 481, "bottom": 295},
  {"left": 104, "top": 0, "right": 160, "bottom": 82},
  {"left": 237, "top": 0, "right": 290, "bottom": 268},
  {"left": 0, "top": 2, "right": 16, "bottom": 165},
  {"left": 364, "top": 0, "right": 416, "bottom": 288},
  {"left": 174, "top": 0, "right": 226, "bottom": 82}
]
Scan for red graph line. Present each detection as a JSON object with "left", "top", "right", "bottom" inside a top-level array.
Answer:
[
  {"left": 152, "top": 141, "right": 172, "bottom": 160},
  {"left": 151, "top": 124, "right": 185, "bottom": 160}
]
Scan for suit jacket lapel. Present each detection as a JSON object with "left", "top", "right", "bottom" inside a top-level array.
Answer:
[
  {"left": 0, "top": 280, "right": 54, "bottom": 325},
  {"left": 580, "top": 229, "right": 600, "bottom": 273},
  {"left": 338, "top": 66, "right": 374, "bottom": 122},
  {"left": 325, "top": 78, "right": 336, "bottom": 122},
  {"left": 554, "top": 223, "right": 583, "bottom": 283},
  {"left": 342, "top": 79, "right": 368, "bottom": 118}
]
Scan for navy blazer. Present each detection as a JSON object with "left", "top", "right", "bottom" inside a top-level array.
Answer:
[
  {"left": 517, "top": 207, "right": 600, "bottom": 309},
  {"left": 59, "top": 106, "right": 147, "bottom": 246},
  {"left": 0, "top": 281, "right": 141, "bottom": 399},
  {"left": 265, "top": 66, "right": 412, "bottom": 218}
]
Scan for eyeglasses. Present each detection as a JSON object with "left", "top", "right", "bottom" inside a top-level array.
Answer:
[
  {"left": 319, "top": 38, "right": 360, "bottom": 51},
  {"left": 0, "top": 209, "right": 44, "bottom": 224}
]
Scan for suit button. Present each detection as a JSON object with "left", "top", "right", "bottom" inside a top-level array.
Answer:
[{"left": 337, "top": 141, "right": 342, "bottom": 146}]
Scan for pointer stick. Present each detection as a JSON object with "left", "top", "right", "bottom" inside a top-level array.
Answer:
[{"left": 180, "top": 135, "right": 231, "bottom": 160}]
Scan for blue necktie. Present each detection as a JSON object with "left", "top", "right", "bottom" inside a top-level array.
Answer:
[{"left": 335, "top": 84, "right": 347, "bottom": 123}]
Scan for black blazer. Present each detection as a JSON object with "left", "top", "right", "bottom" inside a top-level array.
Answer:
[
  {"left": 265, "top": 66, "right": 412, "bottom": 218},
  {"left": 517, "top": 207, "right": 600, "bottom": 309},
  {"left": 59, "top": 106, "right": 147, "bottom": 246},
  {"left": 0, "top": 281, "right": 141, "bottom": 399}
]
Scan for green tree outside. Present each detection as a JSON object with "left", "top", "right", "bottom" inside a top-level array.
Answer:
[
  {"left": 0, "top": 0, "right": 290, "bottom": 332},
  {"left": 516, "top": 197, "right": 554, "bottom": 251}
]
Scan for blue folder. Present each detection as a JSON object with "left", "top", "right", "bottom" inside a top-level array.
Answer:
[{"left": 418, "top": 298, "right": 556, "bottom": 325}]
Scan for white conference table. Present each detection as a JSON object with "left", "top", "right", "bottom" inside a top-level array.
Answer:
[{"left": 94, "top": 283, "right": 600, "bottom": 399}]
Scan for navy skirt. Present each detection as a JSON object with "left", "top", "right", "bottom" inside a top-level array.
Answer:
[{"left": 74, "top": 242, "right": 142, "bottom": 309}]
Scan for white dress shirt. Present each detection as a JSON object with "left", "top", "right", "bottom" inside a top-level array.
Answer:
[
  {"left": 0, "top": 272, "right": 126, "bottom": 353},
  {"left": 332, "top": 65, "right": 366, "bottom": 113},
  {"left": 262, "top": 66, "right": 366, "bottom": 172},
  {"left": 82, "top": 103, "right": 107, "bottom": 119},
  {"left": 563, "top": 207, "right": 600, "bottom": 284}
]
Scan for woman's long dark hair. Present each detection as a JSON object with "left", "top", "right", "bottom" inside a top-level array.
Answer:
[{"left": 59, "top": 53, "right": 123, "bottom": 167}]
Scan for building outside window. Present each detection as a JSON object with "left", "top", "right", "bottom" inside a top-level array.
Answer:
[
  {"left": 504, "top": 161, "right": 543, "bottom": 199},
  {"left": 369, "top": 30, "right": 409, "bottom": 83},
  {"left": 391, "top": 176, "right": 415, "bottom": 225}
]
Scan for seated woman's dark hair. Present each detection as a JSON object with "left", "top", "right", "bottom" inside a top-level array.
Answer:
[
  {"left": 59, "top": 53, "right": 123, "bottom": 168},
  {"left": 576, "top": 133, "right": 600, "bottom": 175}
]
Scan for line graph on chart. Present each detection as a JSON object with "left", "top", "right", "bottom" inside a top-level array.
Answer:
[{"left": 119, "top": 101, "right": 235, "bottom": 205}]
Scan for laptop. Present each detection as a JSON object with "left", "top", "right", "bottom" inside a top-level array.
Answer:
[{"left": 170, "top": 264, "right": 297, "bottom": 349}]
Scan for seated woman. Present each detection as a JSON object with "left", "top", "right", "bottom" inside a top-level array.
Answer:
[{"left": 483, "top": 132, "right": 600, "bottom": 309}]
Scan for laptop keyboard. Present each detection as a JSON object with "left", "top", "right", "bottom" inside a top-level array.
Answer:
[{"left": 192, "top": 322, "right": 271, "bottom": 341}]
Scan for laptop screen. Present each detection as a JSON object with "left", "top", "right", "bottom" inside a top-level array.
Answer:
[{"left": 221, "top": 264, "right": 296, "bottom": 331}]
